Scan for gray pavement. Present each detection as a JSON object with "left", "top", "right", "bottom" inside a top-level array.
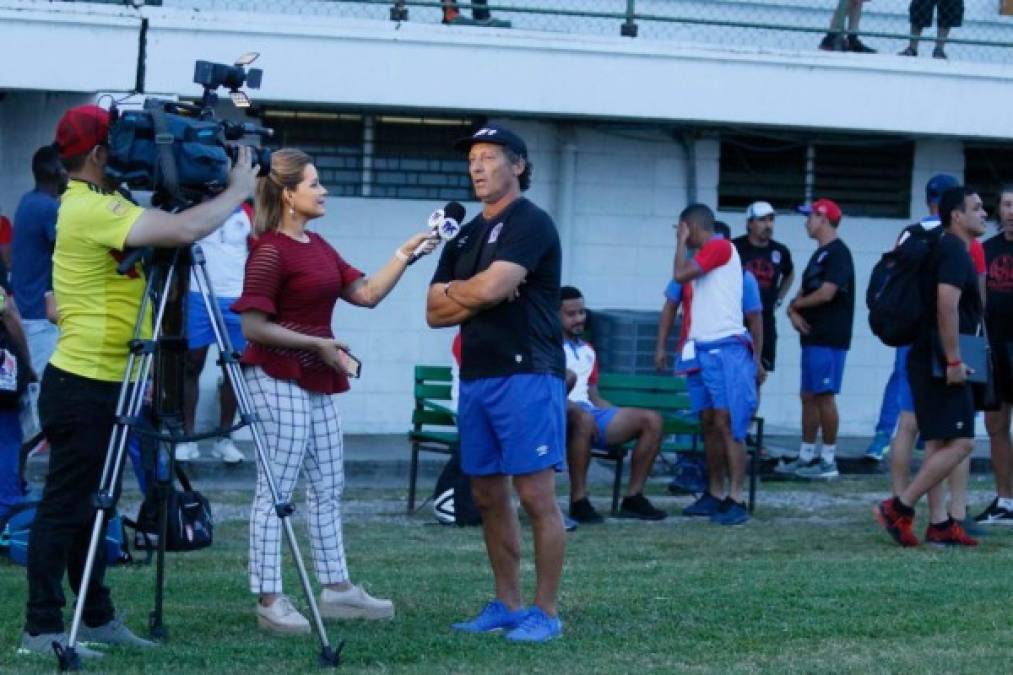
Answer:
[{"left": 23, "top": 432, "right": 997, "bottom": 495}]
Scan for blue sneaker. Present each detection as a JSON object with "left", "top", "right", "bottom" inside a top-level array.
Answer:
[
  {"left": 864, "top": 431, "right": 890, "bottom": 461},
  {"left": 451, "top": 600, "right": 528, "bottom": 633},
  {"left": 504, "top": 606, "right": 562, "bottom": 643},
  {"left": 682, "top": 492, "right": 723, "bottom": 517},
  {"left": 710, "top": 499, "right": 749, "bottom": 526}
]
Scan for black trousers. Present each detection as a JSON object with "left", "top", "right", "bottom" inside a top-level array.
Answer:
[{"left": 25, "top": 365, "right": 122, "bottom": 635}]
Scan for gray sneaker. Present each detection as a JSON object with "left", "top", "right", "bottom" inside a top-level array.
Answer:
[
  {"left": 17, "top": 632, "right": 104, "bottom": 659},
  {"left": 796, "top": 459, "right": 839, "bottom": 479},
  {"left": 773, "top": 458, "right": 810, "bottom": 475},
  {"left": 78, "top": 617, "right": 157, "bottom": 648}
]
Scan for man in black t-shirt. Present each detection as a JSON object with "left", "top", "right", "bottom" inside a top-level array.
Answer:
[
  {"left": 732, "top": 200, "right": 795, "bottom": 373},
  {"left": 875, "top": 187, "right": 987, "bottom": 547},
  {"left": 427, "top": 125, "right": 565, "bottom": 643},
  {"left": 975, "top": 186, "right": 1013, "bottom": 525},
  {"left": 779, "top": 199, "right": 854, "bottom": 480}
]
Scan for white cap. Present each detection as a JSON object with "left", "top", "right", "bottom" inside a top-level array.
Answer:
[{"left": 746, "top": 201, "right": 775, "bottom": 220}]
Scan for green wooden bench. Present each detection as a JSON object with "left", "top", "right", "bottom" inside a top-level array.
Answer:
[
  {"left": 596, "top": 372, "right": 761, "bottom": 512},
  {"left": 407, "top": 366, "right": 761, "bottom": 515},
  {"left": 407, "top": 365, "right": 458, "bottom": 513}
]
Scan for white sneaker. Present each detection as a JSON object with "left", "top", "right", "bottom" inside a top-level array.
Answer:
[
  {"left": 174, "top": 441, "right": 199, "bottom": 462},
  {"left": 212, "top": 437, "right": 244, "bottom": 464},
  {"left": 320, "top": 584, "right": 394, "bottom": 620},
  {"left": 256, "top": 596, "right": 311, "bottom": 635}
]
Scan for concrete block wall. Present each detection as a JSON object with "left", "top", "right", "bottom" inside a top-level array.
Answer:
[{"left": 0, "top": 93, "right": 981, "bottom": 436}]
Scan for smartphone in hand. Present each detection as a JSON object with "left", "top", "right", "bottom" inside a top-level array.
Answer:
[{"left": 337, "top": 348, "right": 362, "bottom": 379}]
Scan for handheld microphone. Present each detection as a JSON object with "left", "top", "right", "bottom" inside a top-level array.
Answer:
[{"left": 408, "top": 201, "right": 466, "bottom": 265}]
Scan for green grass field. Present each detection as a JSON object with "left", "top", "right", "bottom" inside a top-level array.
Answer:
[{"left": 3, "top": 478, "right": 1013, "bottom": 674}]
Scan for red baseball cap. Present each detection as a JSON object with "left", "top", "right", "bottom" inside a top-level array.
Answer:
[
  {"left": 54, "top": 105, "right": 110, "bottom": 160},
  {"left": 797, "top": 198, "right": 842, "bottom": 226}
]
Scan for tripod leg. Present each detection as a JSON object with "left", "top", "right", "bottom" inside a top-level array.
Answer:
[
  {"left": 191, "top": 247, "right": 343, "bottom": 667},
  {"left": 60, "top": 259, "right": 178, "bottom": 670}
]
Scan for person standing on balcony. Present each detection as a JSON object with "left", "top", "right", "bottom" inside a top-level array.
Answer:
[
  {"left": 899, "top": 0, "right": 963, "bottom": 59},
  {"left": 819, "top": 0, "right": 877, "bottom": 53},
  {"left": 441, "top": 0, "right": 510, "bottom": 27}
]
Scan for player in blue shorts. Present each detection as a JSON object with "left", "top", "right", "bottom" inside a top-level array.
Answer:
[
  {"left": 559, "top": 286, "right": 666, "bottom": 523},
  {"left": 177, "top": 203, "right": 253, "bottom": 464},
  {"left": 672, "top": 205, "right": 759, "bottom": 526},
  {"left": 782, "top": 199, "right": 855, "bottom": 479},
  {"left": 427, "top": 125, "right": 565, "bottom": 643}
]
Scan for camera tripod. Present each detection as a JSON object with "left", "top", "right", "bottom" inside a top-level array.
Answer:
[{"left": 55, "top": 243, "right": 344, "bottom": 670}]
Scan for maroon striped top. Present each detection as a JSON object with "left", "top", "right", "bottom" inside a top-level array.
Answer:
[{"left": 231, "top": 230, "right": 364, "bottom": 394}]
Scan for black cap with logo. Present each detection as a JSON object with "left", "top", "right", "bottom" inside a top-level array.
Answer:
[{"left": 455, "top": 124, "right": 528, "bottom": 159}]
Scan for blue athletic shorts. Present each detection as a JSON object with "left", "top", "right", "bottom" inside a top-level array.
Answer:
[
  {"left": 187, "top": 291, "right": 246, "bottom": 351},
  {"left": 686, "top": 338, "right": 757, "bottom": 442},
  {"left": 800, "top": 346, "right": 847, "bottom": 395},
  {"left": 577, "top": 402, "right": 619, "bottom": 450},
  {"left": 895, "top": 345, "right": 914, "bottom": 413},
  {"left": 459, "top": 373, "right": 566, "bottom": 476}
]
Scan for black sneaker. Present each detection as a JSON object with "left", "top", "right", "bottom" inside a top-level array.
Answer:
[
  {"left": 974, "top": 497, "right": 1013, "bottom": 526},
  {"left": 818, "top": 31, "right": 846, "bottom": 51},
  {"left": 569, "top": 497, "right": 604, "bottom": 524},
  {"left": 847, "top": 35, "right": 877, "bottom": 53},
  {"left": 618, "top": 494, "right": 668, "bottom": 521}
]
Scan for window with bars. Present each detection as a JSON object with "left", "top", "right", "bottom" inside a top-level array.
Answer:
[
  {"left": 719, "top": 134, "right": 914, "bottom": 219},
  {"left": 263, "top": 110, "right": 364, "bottom": 197},
  {"left": 813, "top": 141, "right": 913, "bottom": 219},
  {"left": 262, "top": 110, "right": 478, "bottom": 201},
  {"left": 964, "top": 143, "right": 1013, "bottom": 215},
  {"left": 718, "top": 135, "right": 807, "bottom": 212}
]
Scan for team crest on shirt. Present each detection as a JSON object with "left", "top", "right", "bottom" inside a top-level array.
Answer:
[
  {"left": 489, "top": 223, "right": 504, "bottom": 243},
  {"left": 772, "top": 250, "right": 781, "bottom": 264},
  {"left": 108, "top": 200, "right": 128, "bottom": 216}
]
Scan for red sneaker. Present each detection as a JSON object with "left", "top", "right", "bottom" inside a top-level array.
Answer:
[
  {"left": 925, "top": 520, "right": 978, "bottom": 547},
  {"left": 873, "top": 499, "right": 919, "bottom": 547}
]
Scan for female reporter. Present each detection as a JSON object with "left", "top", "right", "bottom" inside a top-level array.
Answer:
[{"left": 233, "top": 148, "right": 436, "bottom": 635}]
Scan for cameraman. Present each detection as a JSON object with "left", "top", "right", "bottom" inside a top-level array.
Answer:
[{"left": 20, "top": 104, "right": 258, "bottom": 658}]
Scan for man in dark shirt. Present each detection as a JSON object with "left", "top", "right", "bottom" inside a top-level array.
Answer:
[
  {"left": 732, "top": 201, "right": 795, "bottom": 375},
  {"left": 427, "top": 125, "right": 565, "bottom": 643},
  {"left": 875, "top": 187, "right": 987, "bottom": 547},
  {"left": 976, "top": 185, "right": 1013, "bottom": 525},
  {"left": 779, "top": 198, "right": 854, "bottom": 480},
  {"left": 12, "top": 145, "right": 67, "bottom": 386}
]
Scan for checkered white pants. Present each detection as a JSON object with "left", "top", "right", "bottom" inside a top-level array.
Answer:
[{"left": 246, "top": 367, "right": 348, "bottom": 594}]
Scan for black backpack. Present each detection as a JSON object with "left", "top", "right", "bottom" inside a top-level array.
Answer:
[
  {"left": 867, "top": 225, "right": 941, "bottom": 347},
  {"left": 432, "top": 451, "right": 481, "bottom": 527}
]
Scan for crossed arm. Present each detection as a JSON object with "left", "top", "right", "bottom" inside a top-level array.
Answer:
[{"left": 426, "top": 260, "right": 527, "bottom": 328}]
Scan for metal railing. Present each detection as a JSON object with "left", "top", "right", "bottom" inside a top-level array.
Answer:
[{"left": 301, "top": 0, "right": 1013, "bottom": 64}]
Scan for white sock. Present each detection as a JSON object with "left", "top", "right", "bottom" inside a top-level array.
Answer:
[
  {"left": 821, "top": 444, "right": 836, "bottom": 464},
  {"left": 799, "top": 443, "right": 816, "bottom": 462},
  {"left": 998, "top": 497, "right": 1013, "bottom": 511}
]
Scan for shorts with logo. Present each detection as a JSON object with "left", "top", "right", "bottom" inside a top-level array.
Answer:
[
  {"left": 686, "top": 337, "right": 757, "bottom": 442},
  {"left": 459, "top": 373, "right": 566, "bottom": 476},
  {"left": 907, "top": 350, "right": 974, "bottom": 441},
  {"left": 576, "top": 402, "right": 619, "bottom": 450},
  {"left": 187, "top": 291, "right": 246, "bottom": 351},
  {"left": 800, "top": 346, "right": 847, "bottom": 395},
  {"left": 895, "top": 345, "right": 915, "bottom": 413}
]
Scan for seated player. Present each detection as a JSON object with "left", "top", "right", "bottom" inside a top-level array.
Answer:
[{"left": 560, "top": 286, "right": 667, "bottom": 523}]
